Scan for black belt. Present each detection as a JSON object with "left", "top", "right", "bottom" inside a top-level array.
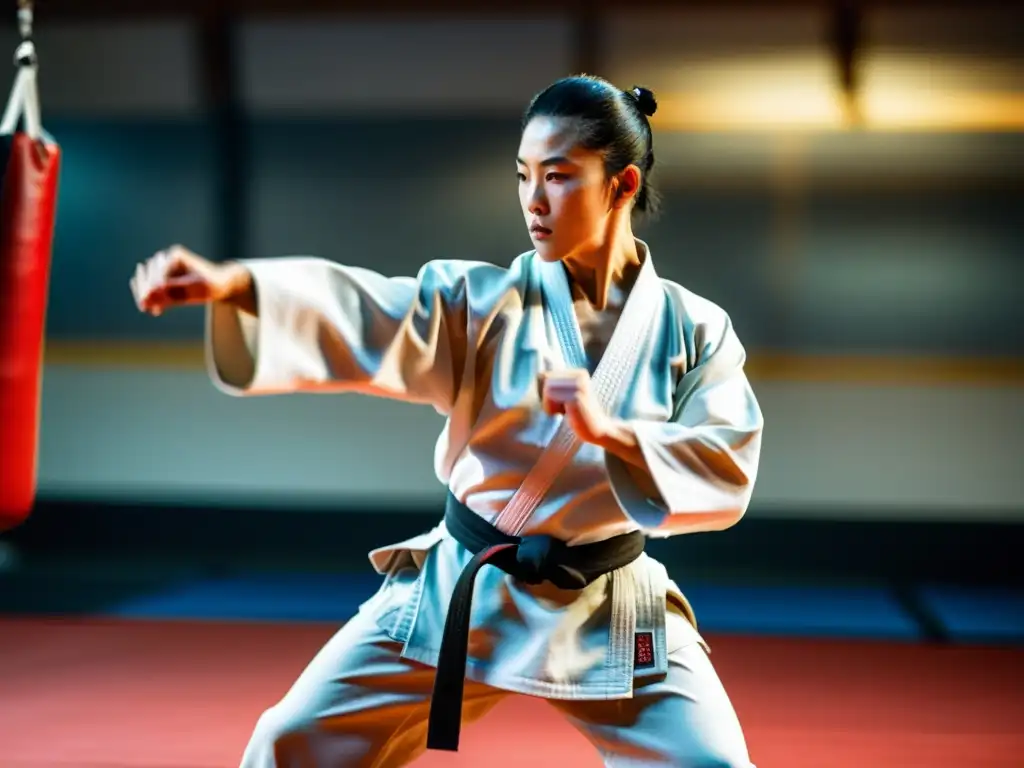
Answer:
[{"left": 426, "top": 493, "right": 646, "bottom": 752}]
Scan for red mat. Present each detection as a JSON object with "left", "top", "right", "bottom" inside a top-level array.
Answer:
[{"left": 1, "top": 618, "right": 1021, "bottom": 767}]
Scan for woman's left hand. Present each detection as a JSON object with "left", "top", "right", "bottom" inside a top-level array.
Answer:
[{"left": 539, "top": 369, "right": 613, "bottom": 446}]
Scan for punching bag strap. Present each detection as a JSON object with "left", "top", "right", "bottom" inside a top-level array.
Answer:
[{"left": 1, "top": 1, "right": 41, "bottom": 140}]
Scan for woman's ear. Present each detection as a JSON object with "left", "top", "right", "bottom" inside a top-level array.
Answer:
[{"left": 612, "top": 165, "right": 642, "bottom": 210}]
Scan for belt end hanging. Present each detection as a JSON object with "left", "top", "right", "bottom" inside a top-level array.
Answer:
[{"left": 426, "top": 725, "right": 461, "bottom": 753}]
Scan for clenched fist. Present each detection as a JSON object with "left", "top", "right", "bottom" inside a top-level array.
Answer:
[
  {"left": 539, "top": 369, "right": 613, "bottom": 446},
  {"left": 130, "top": 245, "right": 252, "bottom": 317}
]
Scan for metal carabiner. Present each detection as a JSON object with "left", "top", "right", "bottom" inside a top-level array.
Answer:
[{"left": 14, "top": 40, "right": 36, "bottom": 69}]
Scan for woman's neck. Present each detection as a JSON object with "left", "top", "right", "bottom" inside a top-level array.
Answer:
[{"left": 562, "top": 226, "right": 643, "bottom": 310}]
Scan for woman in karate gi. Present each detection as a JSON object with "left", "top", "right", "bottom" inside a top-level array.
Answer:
[{"left": 131, "top": 75, "right": 764, "bottom": 767}]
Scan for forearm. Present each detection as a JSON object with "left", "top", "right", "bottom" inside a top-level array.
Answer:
[
  {"left": 599, "top": 412, "right": 761, "bottom": 530},
  {"left": 596, "top": 418, "right": 646, "bottom": 469},
  {"left": 223, "top": 262, "right": 258, "bottom": 316},
  {"left": 596, "top": 419, "right": 667, "bottom": 504},
  {"left": 206, "top": 257, "right": 467, "bottom": 409}
]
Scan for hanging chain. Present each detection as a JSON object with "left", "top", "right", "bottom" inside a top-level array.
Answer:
[
  {"left": 17, "top": 0, "right": 33, "bottom": 40},
  {"left": 14, "top": 1, "right": 36, "bottom": 67}
]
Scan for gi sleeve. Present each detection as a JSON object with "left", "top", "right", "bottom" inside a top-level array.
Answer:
[
  {"left": 605, "top": 312, "right": 764, "bottom": 536},
  {"left": 205, "top": 257, "right": 470, "bottom": 415}
]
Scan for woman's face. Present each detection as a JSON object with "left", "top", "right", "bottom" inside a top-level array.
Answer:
[{"left": 517, "top": 117, "right": 616, "bottom": 263}]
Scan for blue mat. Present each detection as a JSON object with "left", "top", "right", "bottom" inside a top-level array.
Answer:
[
  {"left": 104, "top": 577, "right": 920, "bottom": 638},
  {"left": 100, "top": 573, "right": 1023, "bottom": 644},
  {"left": 682, "top": 584, "right": 922, "bottom": 640},
  {"left": 916, "top": 586, "right": 1024, "bottom": 642},
  {"left": 107, "top": 573, "right": 384, "bottom": 623}
]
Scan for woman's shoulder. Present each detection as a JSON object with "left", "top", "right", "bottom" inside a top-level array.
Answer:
[
  {"left": 658, "top": 275, "right": 731, "bottom": 330},
  {"left": 418, "top": 251, "right": 534, "bottom": 293},
  {"left": 657, "top": 276, "right": 747, "bottom": 366}
]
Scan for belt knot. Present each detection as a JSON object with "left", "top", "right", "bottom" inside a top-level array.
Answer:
[{"left": 515, "top": 534, "right": 586, "bottom": 589}]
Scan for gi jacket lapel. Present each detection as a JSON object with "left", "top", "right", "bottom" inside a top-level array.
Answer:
[{"left": 493, "top": 244, "right": 664, "bottom": 535}]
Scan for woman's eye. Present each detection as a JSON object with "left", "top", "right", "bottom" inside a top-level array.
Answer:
[{"left": 518, "top": 171, "right": 568, "bottom": 182}]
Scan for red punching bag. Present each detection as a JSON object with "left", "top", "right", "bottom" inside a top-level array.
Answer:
[{"left": 0, "top": 15, "right": 61, "bottom": 532}]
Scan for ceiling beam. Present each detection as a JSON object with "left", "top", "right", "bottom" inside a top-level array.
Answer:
[{"left": 829, "top": 1, "right": 865, "bottom": 126}]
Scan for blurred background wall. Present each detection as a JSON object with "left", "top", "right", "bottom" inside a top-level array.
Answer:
[{"left": 2, "top": 0, "right": 1022, "bottom": 528}]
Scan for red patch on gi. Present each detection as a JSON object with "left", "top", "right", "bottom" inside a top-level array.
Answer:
[{"left": 634, "top": 632, "right": 655, "bottom": 668}]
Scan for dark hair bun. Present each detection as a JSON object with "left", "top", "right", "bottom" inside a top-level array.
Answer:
[{"left": 630, "top": 86, "right": 658, "bottom": 117}]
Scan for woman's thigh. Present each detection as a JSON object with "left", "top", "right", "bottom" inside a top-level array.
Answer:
[{"left": 551, "top": 613, "right": 753, "bottom": 768}]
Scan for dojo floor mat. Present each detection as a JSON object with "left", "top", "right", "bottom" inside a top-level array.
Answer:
[
  {"left": 1, "top": 617, "right": 1022, "bottom": 768},
  {"left": 16, "top": 571, "right": 1019, "bottom": 643},
  {"left": 916, "top": 586, "right": 1024, "bottom": 643}
]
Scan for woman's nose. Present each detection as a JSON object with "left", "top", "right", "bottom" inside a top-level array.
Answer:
[{"left": 528, "top": 184, "right": 548, "bottom": 216}]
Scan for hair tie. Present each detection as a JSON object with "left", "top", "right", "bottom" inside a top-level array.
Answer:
[{"left": 625, "top": 86, "right": 658, "bottom": 117}]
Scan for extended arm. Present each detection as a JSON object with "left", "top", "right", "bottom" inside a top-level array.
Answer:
[{"left": 207, "top": 257, "right": 471, "bottom": 414}]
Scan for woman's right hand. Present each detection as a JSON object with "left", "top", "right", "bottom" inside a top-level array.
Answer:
[{"left": 130, "top": 245, "right": 252, "bottom": 316}]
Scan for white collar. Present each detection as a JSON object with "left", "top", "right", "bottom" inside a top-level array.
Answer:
[{"left": 535, "top": 240, "right": 663, "bottom": 414}]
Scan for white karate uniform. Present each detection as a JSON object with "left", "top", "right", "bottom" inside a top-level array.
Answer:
[{"left": 207, "top": 240, "right": 764, "bottom": 767}]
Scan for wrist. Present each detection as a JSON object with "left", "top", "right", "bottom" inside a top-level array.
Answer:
[
  {"left": 596, "top": 417, "right": 649, "bottom": 470},
  {"left": 596, "top": 417, "right": 629, "bottom": 451},
  {"left": 221, "top": 263, "right": 257, "bottom": 314},
  {"left": 221, "top": 262, "right": 249, "bottom": 296}
]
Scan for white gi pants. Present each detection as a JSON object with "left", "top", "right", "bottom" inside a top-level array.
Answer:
[{"left": 239, "top": 604, "right": 754, "bottom": 768}]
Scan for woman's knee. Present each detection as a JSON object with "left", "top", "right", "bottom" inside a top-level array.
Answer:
[
  {"left": 674, "top": 726, "right": 754, "bottom": 768},
  {"left": 243, "top": 698, "right": 400, "bottom": 767},
  {"left": 245, "top": 703, "right": 316, "bottom": 759}
]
